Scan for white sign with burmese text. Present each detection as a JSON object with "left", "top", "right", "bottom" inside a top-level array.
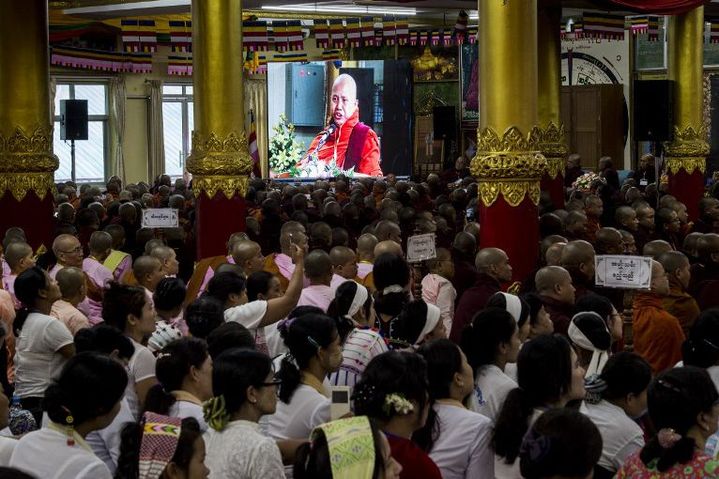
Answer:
[
  {"left": 142, "top": 208, "right": 179, "bottom": 228},
  {"left": 595, "top": 255, "right": 652, "bottom": 289},
  {"left": 406, "top": 234, "right": 436, "bottom": 263}
]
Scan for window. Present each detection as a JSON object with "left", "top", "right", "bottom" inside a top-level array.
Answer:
[
  {"left": 162, "top": 84, "right": 193, "bottom": 179},
  {"left": 52, "top": 81, "right": 109, "bottom": 183}
]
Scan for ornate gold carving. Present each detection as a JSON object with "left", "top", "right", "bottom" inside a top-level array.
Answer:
[
  {"left": 471, "top": 126, "right": 547, "bottom": 207},
  {"left": 536, "top": 122, "right": 567, "bottom": 179},
  {"left": 192, "top": 175, "right": 249, "bottom": 200},
  {"left": 187, "top": 130, "right": 252, "bottom": 198},
  {"left": 664, "top": 125, "right": 710, "bottom": 158},
  {"left": 0, "top": 127, "right": 58, "bottom": 201},
  {"left": 665, "top": 158, "right": 706, "bottom": 175}
]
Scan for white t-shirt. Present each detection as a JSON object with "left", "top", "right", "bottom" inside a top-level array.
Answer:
[
  {"left": 169, "top": 400, "right": 209, "bottom": 432},
  {"left": 0, "top": 436, "right": 16, "bottom": 467},
  {"left": 494, "top": 409, "right": 544, "bottom": 479},
  {"left": 86, "top": 398, "right": 134, "bottom": 474},
  {"left": 14, "top": 312, "right": 74, "bottom": 398},
  {"left": 265, "top": 384, "right": 331, "bottom": 440},
  {"left": 225, "top": 300, "right": 269, "bottom": 349},
  {"left": 471, "top": 364, "right": 517, "bottom": 422},
  {"left": 429, "top": 402, "right": 494, "bottom": 479},
  {"left": 10, "top": 426, "right": 112, "bottom": 479},
  {"left": 204, "top": 420, "right": 285, "bottom": 479},
  {"left": 125, "top": 337, "right": 156, "bottom": 420},
  {"left": 584, "top": 399, "right": 645, "bottom": 473}
]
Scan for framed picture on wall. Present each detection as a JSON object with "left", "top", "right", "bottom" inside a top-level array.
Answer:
[
  {"left": 414, "top": 115, "right": 444, "bottom": 174},
  {"left": 460, "top": 43, "right": 479, "bottom": 122}
]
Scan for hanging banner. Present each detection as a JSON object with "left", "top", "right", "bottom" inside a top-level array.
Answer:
[
  {"left": 361, "top": 17, "right": 375, "bottom": 46},
  {"left": 583, "top": 12, "right": 625, "bottom": 40},
  {"left": 396, "top": 20, "right": 409, "bottom": 45},
  {"left": 287, "top": 20, "right": 303, "bottom": 50},
  {"left": 347, "top": 18, "right": 362, "bottom": 48},
  {"left": 243, "top": 21, "right": 268, "bottom": 51},
  {"left": 382, "top": 16, "right": 396, "bottom": 46},
  {"left": 169, "top": 20, "right": 192, "bottom": 52},
  {"left": 329, "top": 19, "right": 346, "bottom": 49},
  {"left": 315, "top": 19, "right": 329, "bottom": 48},
  {"left": 272, "top": 21, "right": 289, "bottom": 52}
]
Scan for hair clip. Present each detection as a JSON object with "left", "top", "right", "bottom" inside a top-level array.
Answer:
[
  {"left": 61, "top": 406, "right": 75, "bottom": 446},
  {"left": 657, "top": 428, "right": 682, "bottom": 449},
  {"left": 657, "top": 379, "right": 683, "bottom": 394},
  {"left": 307, "top": 335, "right": 321, "bottom": 349},
  {"left": 157, "top": 352, "right": 172, "bottom": 360}
]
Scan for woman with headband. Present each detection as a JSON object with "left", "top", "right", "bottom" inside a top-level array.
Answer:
[
  {"left": 385, "top": 300, "right": 445, "bottom": 351},
  {"left": 327, "top": 281, "right": 387, "bottom": 389},
  {"left": 568, "top": 311, "right": 612, "bottom": 380},
  {"left": 294, "top": 416, "right": 402, "bottom": 479},
  {"left": 115, "top": 412, "right": 208, "bottom": 479},
  {"left": 617, "top": 367, "right": 719, "bottom": 478}
]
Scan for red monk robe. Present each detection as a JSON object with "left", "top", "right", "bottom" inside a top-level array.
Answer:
[
  {"left": 632, "top": 292, "right": 685, "bottom": 373},
  {"left": 302, "top": 108, "right": 382, "bottom": 177}
]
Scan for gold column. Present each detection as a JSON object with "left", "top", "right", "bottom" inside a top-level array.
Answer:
[
  {"left": 0, "top": 0, "right": 58, "bottom": 200},
  {"left": 664, "top": 7, "right": 708, "bottom": 176},
  {"left": 188, "top": 0, "right": 252, "bottom": 199},
  {"left": 537, "top": 2, "right": 567, "bottom": 181},
  {"left": 472, "top": 0, "right": 546, "bottom": 208}
]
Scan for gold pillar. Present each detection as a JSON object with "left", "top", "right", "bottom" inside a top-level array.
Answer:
[
  {"left": 537, "top": 2, "right": 567, "bottom": 183},
  {"left": 188, "top": 0, "right": 251, "bottom": 199},
  {"left": 664, "top": 6, "right": 708, "bottom": 176},
  {"left": 665, "top": 6, "right": 708, "bottom": 221},
  {"left": 473, "top": 0, "right": 546, "bottom": 209},
  {"left": 0, "top": 0, "right": 58, "bottom": 200}
]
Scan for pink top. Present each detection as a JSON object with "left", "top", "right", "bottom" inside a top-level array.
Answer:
[
  {"left": 196, "top": 255, "right": 234, "bottom": 298},
  {"left": 113, "top": 254, "right": 133, "bottom": 282},
  {"left": 82, "top": 258, "right": 113, "bottom": 325},
  {"left": 357, "top": 262, "right": 373, "bottom": 280},
  {"left": 330, "top": 274, "right": 352, "bottom": 292},
  {"left": 2, "top": 259, "right": 10, "bottom": 279},
  {"left": 421, "top": 274, "right": 457, "bottom": 333},
  {"left": 274, "top": 253, "right": 310, "bottom": 287},
  {"left": 48, "top": 263, "right": 62, "bottom": 279},
  {"left": 2, "top": 274, "right": 19, "bottom": 309},
  {"left": 297, "top": 284, "right": 335, "bottom": 312},
  {"left": 50, "top": 299, "right": 90, "bottom": 335}
]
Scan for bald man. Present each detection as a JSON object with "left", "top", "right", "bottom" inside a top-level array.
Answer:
[
  {"left": 50, "top": 266, "right": 90, "bottom": 335},
  {"left": 535, "top": 266, "right": 576, "bottom": 336},
  {"left": 451, "top": 248, "right": 513, "bottom": 343},
  {"left": 595, "top": 228, "right": 624, "bottom": 256},
  {"left": 231, "top": 241, "right": 264, "bottom": 277},
  {"left": 633, "top": 260, "right": 684, "bottom": 373},
  {"left": 691, "top": 233, "right": 719, "bottom": 310},
  {"left": 559, "top": 240, "right": 596, "bottom": 300},
  {"left": 301, "top": 73, "right": 382, "bottom": 176},
  {"left": 329, "top": 246, "right": 358, "bottom": 290},
  {"left": 658, "top": 251, "right": 699, "bottom": 335},
  {"left": 263, "top": 221, "right": 310, "bottom": 293},
  {"left": 50, "top": 234, "right": 84, "bottom": 278},
  {"left": 185, "top": 231, "right": 250, "bottom": 303},
  {"left": 642, "top": 240, "right": 673, "bottom": 259}
]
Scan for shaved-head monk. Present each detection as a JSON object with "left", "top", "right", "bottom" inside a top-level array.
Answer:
[
  {"left": 691, "top": 233, "right": 719, "bottom": 309},
  {"left": 658, "top": 251, "right": 699, "bottom": 335},
  {"left": 356, "top": 233, "right": 378, "bottom": 282},
  {"left": 185, "top": 231, "right": 250, "bottom": 303},
  {"left": 535, "top": 266, "right": 576, "bottom": 336},
  {"left": 231, "top": 241, "right": 264, "bottom": 277},
  {"left": 560, "top": 240, "right": 596, "bottom": 300}
]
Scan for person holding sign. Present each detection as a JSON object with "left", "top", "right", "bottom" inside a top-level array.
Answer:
[{"left": 632, "top": 260, "right": 685, "bottom": 373}]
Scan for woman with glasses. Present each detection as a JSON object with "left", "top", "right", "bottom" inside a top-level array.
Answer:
[{"left": 203, "top": 348, "right": 285, "bottom": 479}]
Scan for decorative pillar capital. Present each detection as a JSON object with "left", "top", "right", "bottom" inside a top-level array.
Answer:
[
  {"left": 187, "top": 130, "right": 252, "bottom": 199},
  {"left": 0, "top": 126, "right": 58, "bottom": 201},
  {"left": 471, "top": 126, "right": 547, "bottom": 207},
  {"left": 664, "top": 125, "right": 708, "bottom": 174},
  {"left": 536, "top": 121, "right": 567, "bottom": 179}
]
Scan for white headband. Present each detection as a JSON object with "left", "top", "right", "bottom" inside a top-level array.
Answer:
[
  {"left": 500, "top": 293, "right": 523, "bottom": 324},
  {"left": 416, "top": 303, "right": 441, "bottom": 346},
  {"left": 382, "top": 284, "right": 405, "bottom": 295},
  {"left": 344, "top": 282, "right": 369, "bottom": 321},
  {"left": 568, "top": 311, "right": 610, "bottom": 379}
]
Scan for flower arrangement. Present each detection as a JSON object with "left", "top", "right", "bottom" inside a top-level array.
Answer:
[
  {"left": 269, "top": 114, "right": 306, "bottom": 176},
  {"left": 572, "top": 172, "right": 605, "bottom": 193},
  {"left": 289, "top": 155, "right": 355, "bottom": 179},
  {"left": 382, "top": 393, "right": 414, "bottom": 416}
]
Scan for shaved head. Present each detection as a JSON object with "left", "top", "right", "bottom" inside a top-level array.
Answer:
[
  {"left": 89, "top": 231, "right": 113, "bottom": 256},
  {"left": 374, "top": 240, "right": 403, "bottom": 259},
  {"left": 5, "top": 242, "right": 33, "bottom": 271},
  {"left": 475, "top": 248, "right": 508, "bottom": 273},
  {"left": 560, "top": 240, "right": 595, "bottom": 268},
  {"left": 103, "top": 224, "right": 126, "bottom": 249},
  {"left": 596, "top": 227, "right": 624, "bottom": 255},
  {"left": 642, "top": 240, "right": 673, "bottom": 259},
  {"left": 231, "top": 241, "right": 261, "bottom": 264},
  {"left": 330, "top": 246, "right": 356, "bottom": 266},
  {"left": 331, "top": 74, "right": 358, "bottom": 127},
  {"left": 535, "top": 266, "right": 572, "bottom": 295},
  {"left": 657, "top": 251, "right": 689, "bottom": 277},
  {"left": 357, "top": 233, "right": 378, "bottom": 261},
  {"left": 150, "top": 245, "right": 175, "bottom": 262},
  {"left": 305, "top": 249, "right": 333, "bottom": 282},
  {"left": 133, "top": 255, "right": 162, "bottom": 286},
  {"left": 545, "top": 242, "right": 567, "bottom": 266},
  {"left": 452, "top": 232, "right": 477, "bottom": 258},
  {"left": 697, "top": 233, "right": 719, "bottom": 262},
  {"left": 56, "top": 266, "right": 85, "bottom": 299}
]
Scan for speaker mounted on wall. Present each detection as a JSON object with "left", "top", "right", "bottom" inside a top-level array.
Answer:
[
  {"left": 633, "top": 80, "right": 674, "bottom": 142},
  {"left": 60, "top": 99, "right": 89, "bottom": 141}
]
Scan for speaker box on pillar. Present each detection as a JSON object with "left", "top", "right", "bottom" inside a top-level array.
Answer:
[
  {"left": 60, "top": 99, "right": 89, "bottom": 141},
  {"left": 433, "top": 106, "right": 456, "bottom": 140},
  {"left": 633, "top": 80, "right": 674, "bottom": 142}
]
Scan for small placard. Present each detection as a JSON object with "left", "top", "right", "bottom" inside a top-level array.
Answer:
[
  {"left": 141, "top": 208, "right": 179, "bottom": 228},
  {"left": 406, "top": 233, "right": 437, "bottom": 263},
  {"left": 595, "top": 255, "right": 652, "bottom": 289}
]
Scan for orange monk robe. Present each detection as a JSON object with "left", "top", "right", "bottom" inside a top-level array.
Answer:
[
  {"left": 662, "top": 280, "right": 701, "bottom": 336},
  {"left": 263, "top": 254, "right": 290, "bottom": 293},
  {"left": 184, "top": 255, "right": 231, "bottom": 305},
  {"left": 633, "top": 292, "right": 685, "bottom": 373}
]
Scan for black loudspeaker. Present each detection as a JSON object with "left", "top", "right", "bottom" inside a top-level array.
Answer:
[
  {"left": 634, "top": 80, "right": 674, "bottom": 142},
  {"left": 433, "top": 106, "right": 456, "bottom": 139},
  {"left": 60, "top": 99, "right": 88, "bottom": 141}
]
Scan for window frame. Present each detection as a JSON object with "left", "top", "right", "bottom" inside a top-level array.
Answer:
[
  {"left": 52, "top": 78, "right": 110, "bottom": 185},
  {"left": 162, "top": 82, "right": 194, "bottom": 180}
]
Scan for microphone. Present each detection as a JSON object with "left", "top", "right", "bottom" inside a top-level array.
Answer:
[{"left": 317, "top": 122, "right": 337, "bottom": 147}]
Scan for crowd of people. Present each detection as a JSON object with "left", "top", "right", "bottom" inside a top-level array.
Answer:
[{"left": 0, "top": 154, "right": 716, "bottom": 478}]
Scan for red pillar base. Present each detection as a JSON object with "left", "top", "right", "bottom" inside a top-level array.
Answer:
[
  {"left": 668, "top": 168, "right": 704, "bottom": 222},
  {"left": 0, "top": 190, "right": 54, "bottom": 250},
  {"left": 541, "top": 173, "right": 565, "bottom": 210},
  {"left": 479, "top": 195, "right": 539, "bottom": 283},
  {"left": 196, "top": 191, "right": 246, "bottom": 259}
]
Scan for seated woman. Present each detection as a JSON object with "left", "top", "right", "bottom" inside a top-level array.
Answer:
[
  {"left": 327, "top": 281, "right": 387, "bottom": 389},
  {"left": 9, "top": 352, "right": 127, "bottom": 479},
  {"left": 519, "top": 408, "right": 603, "bottom": 479},
  {"left": 617, "top": 366, "right": 719, "bottom": 478},
  {"left": 103, "top": 283, "right": 158, "bottom": 420},
  {"left": 568, "top": 311, "right": 612, "bottom": 378},
  {"left": 461, "top": 308, "right": 521, "bottom": 422},
  {"left": 521, "top": 293, "right": 554, "bottom": 340},
  {"left": 493, "top": 335, "right": 586, "bottom": 479},
  {"left": 116, "top": 413, "right": 208, "bottom": 479},
  {"left": 294, "top": 416, "right": 402, "bottom": 479},
  {"left": 144, "top": 337, "right": 213, "bottom": 431},
  {"left": 584, "top": 352, "right": 651, "bottom": 479},
  {"left": 415, "top": 339, "right": 494, "bottom": 478},
  {"left": 265, "top": 313, "right": 342, "bottom": 443},
  {"left": 372, "top": 253, "right": 412, "bottom": 337},
  {"left": 203, "top": 348, "right": 285, "bottom": 478},
  {"left": 353, "top": 351, "right": 442, "bottom": 479},
  {"left": 385, "top": 300, "right": 445, "bottom": 350}
]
